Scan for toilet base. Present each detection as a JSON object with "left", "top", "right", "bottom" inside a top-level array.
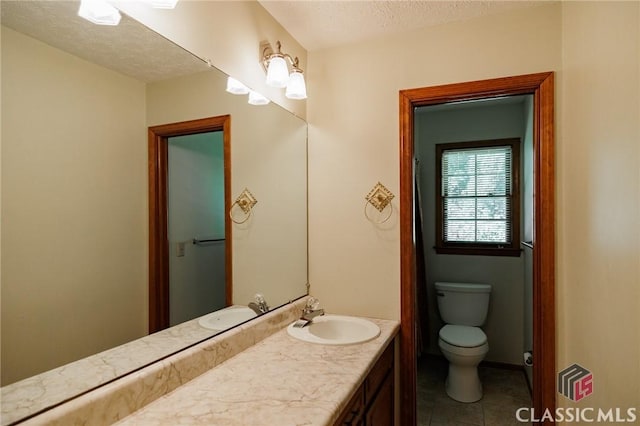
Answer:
[{"left": 445, "top": 363, "right": 483, "bottom": 403}]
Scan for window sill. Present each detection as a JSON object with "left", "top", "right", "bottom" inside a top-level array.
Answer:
[{"left": 434, "top": 246, "right": 522, "bottom": 257}]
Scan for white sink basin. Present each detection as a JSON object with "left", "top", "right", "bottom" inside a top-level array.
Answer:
[
  {"left": 287, "top": 314, "right": 380, "bottom": 345},
  {"left": 198, "top": 306, "right": 257, "bottom": 331}
]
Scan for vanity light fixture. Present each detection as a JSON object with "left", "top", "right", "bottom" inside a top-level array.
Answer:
[
  {"left": 78, "top": 0, "right": 121, "bottom": 26},
  {"left": 78, "top": 0, "right": 179, "bottom": 26},
  {"left": 285, "top": 68, "right": 308, "bottom": 100},
  {"left": 225, "top": 77, "right": 269, "bottom": 106},
  {"left": 261, "top": 40, "right": 307, "bottom": 100},
  {"left": 226, "top": 77, "right": 250, "bottom": 95},
  {"left": 248, "top": 90, "right": 270, "bottom": 106},
  {"left": 265, "top": 51, "right": 289, "bottom": 88}
]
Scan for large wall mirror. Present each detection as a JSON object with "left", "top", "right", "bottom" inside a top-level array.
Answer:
[{"left": 0, "top": 1, "right": 307, "bottom": 423}]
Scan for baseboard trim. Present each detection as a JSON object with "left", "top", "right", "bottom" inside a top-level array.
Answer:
[{"left": 479, "top": 360, "right": 524, "bottom": 371}]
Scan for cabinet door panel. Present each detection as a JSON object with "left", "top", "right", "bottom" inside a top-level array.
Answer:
[
  {"left": 365, "top": 345, "right": 394, "bottom": 404},
  {"left": 365, "top": 372, "right": 393, "bottom": 426},
  {"left": 335, "top": 384, "right": 365, "bottom": 426}
]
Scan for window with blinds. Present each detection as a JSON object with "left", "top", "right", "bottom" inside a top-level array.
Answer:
[{"left": 435, "top": 139, "right": 521, "bottom": 256}]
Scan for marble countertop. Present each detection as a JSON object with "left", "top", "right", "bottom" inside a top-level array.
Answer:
[
  {"left": 114, "top": 317, "right": 399, "bottom": 426},
  {"left": 1, "top": 305, "right": 255, "bottom": 425}
]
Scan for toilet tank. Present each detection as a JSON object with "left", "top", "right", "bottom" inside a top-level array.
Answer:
[{"left": 435, "top": 282, "right": 491, "bottom": 326}]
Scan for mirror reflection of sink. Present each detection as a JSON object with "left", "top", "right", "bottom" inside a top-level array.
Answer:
[
  {"left": 287, "top": 314, "right": 380, "bottom": 345},
  {"left": 198, "top": 306, "right": 257, "bottom": 331}
]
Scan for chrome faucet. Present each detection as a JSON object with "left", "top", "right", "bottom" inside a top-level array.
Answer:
[
  {"left": 248, "top": 293, "right": 269, "bottom": 315},
  {"left": 301, "top": 297, "right": 324, "bottom": 322}
]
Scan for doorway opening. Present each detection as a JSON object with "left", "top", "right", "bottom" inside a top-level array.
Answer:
[
  {"left": 148, "top": 116, "right": 231, "bottom": 333},
  {"left": 399, "top": 73, "right": 555, "bottom": 425}
]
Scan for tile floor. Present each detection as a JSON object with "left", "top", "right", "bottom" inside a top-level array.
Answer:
[{"left": 417, "top": 355, "right": 532, "bottom": 426}]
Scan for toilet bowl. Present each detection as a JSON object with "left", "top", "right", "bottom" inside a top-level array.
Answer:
[
  {"left": 438, "top": 324, "right": 489, "bottom": 402},
  {"left": 435, "top": 282, "right": 492, "bottom": 403}
]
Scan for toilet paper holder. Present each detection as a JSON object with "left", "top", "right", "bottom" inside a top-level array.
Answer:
[{"left": 524, "top": 350, "right": 533, "bottom": 366}]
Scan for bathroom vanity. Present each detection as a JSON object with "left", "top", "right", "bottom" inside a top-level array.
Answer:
[
  {"left": 333, "top": 344, "right": 394, "bottom": 426},
  {"left": 10, "top": 298, "right": 399, "bottom": 425},
  {"left": 112, "top": 309, "right": 398, "bottom": 425}
]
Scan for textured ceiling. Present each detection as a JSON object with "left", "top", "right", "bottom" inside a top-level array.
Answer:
[
  {"left": 0, "top": 0, "right": 209, "bottom": 82},
  {"left": 258, "top": 0, "right": 546, "bottom": 51},
  {"left": 1, "top": 1, "right": 545, "bottom": 81}
]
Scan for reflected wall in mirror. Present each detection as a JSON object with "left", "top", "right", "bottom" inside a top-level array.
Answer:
[{"left": 0, "top": 0, "right": 307, "bottom": 422}]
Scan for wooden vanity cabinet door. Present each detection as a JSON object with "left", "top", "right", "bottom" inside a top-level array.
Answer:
[
  {"left": 365, "top": 371, "right": 393, "bottom": 426},
  {"left": 335, "top": 343, "right": 395, "bottom": 426},
  {"left": 334, "top": 384, "right": 365, "bottom": 426},
  {"left": 364, "top": 344, "right": 394, "bottom": 426},
  {"left": 364, "top": 345, "right": 393, "bottom": 405}
]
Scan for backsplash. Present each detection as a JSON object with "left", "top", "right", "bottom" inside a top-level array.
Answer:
[{"left": 12, "top": 298, "right": 308, "bottom": 426}]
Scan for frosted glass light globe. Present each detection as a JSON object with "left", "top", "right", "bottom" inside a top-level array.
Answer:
[
  {"left": 285, "top": 71, "right": 307, "bottom": 100},
  {"left": 226, "top": 77, "right": 250, "bottom": 95},
  {"left": 78, "top": 0, "right": 121, "bottom": 26},
  {"left": 265, "top": 56, "right": 289, "bottom": 88},
  {"left": 248, "top": 91, "right": 270, "bottom": 106}
]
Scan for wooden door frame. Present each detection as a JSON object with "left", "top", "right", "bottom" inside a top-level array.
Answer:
[
  {"left": 399, "top": 72, "right": 555, "bottom": 425},
  {"left": 148, "top": 115, "right": 232, "bottom": 333}
]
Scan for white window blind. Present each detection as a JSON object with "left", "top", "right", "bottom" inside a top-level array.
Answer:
[{"left": 441, "top": 146, "right": 512, "bottom": 244}]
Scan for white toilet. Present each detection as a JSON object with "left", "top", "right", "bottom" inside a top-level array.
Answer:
[{"left": 435, "top": 282, "right": 491, "bottom": 403}]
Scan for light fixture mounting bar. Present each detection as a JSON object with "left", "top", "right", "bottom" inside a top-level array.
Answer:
[
  {"left": 260, "top": 40, "right": 307, "bottom": 99},
  {"left": 260, "top": 40, "right": 303, "bottom": 73}
]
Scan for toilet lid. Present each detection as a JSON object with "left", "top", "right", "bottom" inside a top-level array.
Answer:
[{"left": 439, "top": 325, "right": 487, "bottom": 348}]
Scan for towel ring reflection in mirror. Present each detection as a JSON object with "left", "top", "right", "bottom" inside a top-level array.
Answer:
[
  {"left": 365, "top": 182, "right": 395, "bottom": 224},
  {"left": 230, "top": 188, "right": 257, "bottom": 224}
]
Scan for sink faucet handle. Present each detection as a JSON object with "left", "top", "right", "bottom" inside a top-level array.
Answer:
[
  {"left": 254, "top": 293, "right": 269, "bottom": 312},
  {"left": 301, "top": 297, "right": 324, "bottom": 322},
  {"left": 304, "top": 297, "right": 320, "bottom": 313}
]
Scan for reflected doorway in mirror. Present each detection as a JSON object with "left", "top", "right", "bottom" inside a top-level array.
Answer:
[{"left": 148, "top": 116, "right": 232, "bottom": 333}]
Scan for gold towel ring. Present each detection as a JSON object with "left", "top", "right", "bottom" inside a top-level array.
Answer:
[
  {"left": 365, "top": 182, "right": 395, "bottom": 224},
  {"left": 229, "top": 201, "right": 252, "bottom": 224},
  {"left": 364, "top": 200, "right": 393, "bottom": 224},
  {"left": 230, "top": 189, "right": 257, "bottom": 225}
]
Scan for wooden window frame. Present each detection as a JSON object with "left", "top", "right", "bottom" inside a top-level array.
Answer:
[{"left": 435, "top": 138, "right": 521, "bottom": 257}]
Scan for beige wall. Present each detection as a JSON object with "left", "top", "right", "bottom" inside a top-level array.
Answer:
[
  {"left": 0, "top": 27, "right": 148, "bottom": 384},
  {"left": 114, "top": 0, "right": 307, "bottom": 119},
  {"left": 307, "top": 3, "right": 561, "bottom": 320},
  {"left": 309, "top": 0, "right": 639, "bottom": 415},
  {"left": 558, "top": 1, "right": 639, "bottom": 412}
]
